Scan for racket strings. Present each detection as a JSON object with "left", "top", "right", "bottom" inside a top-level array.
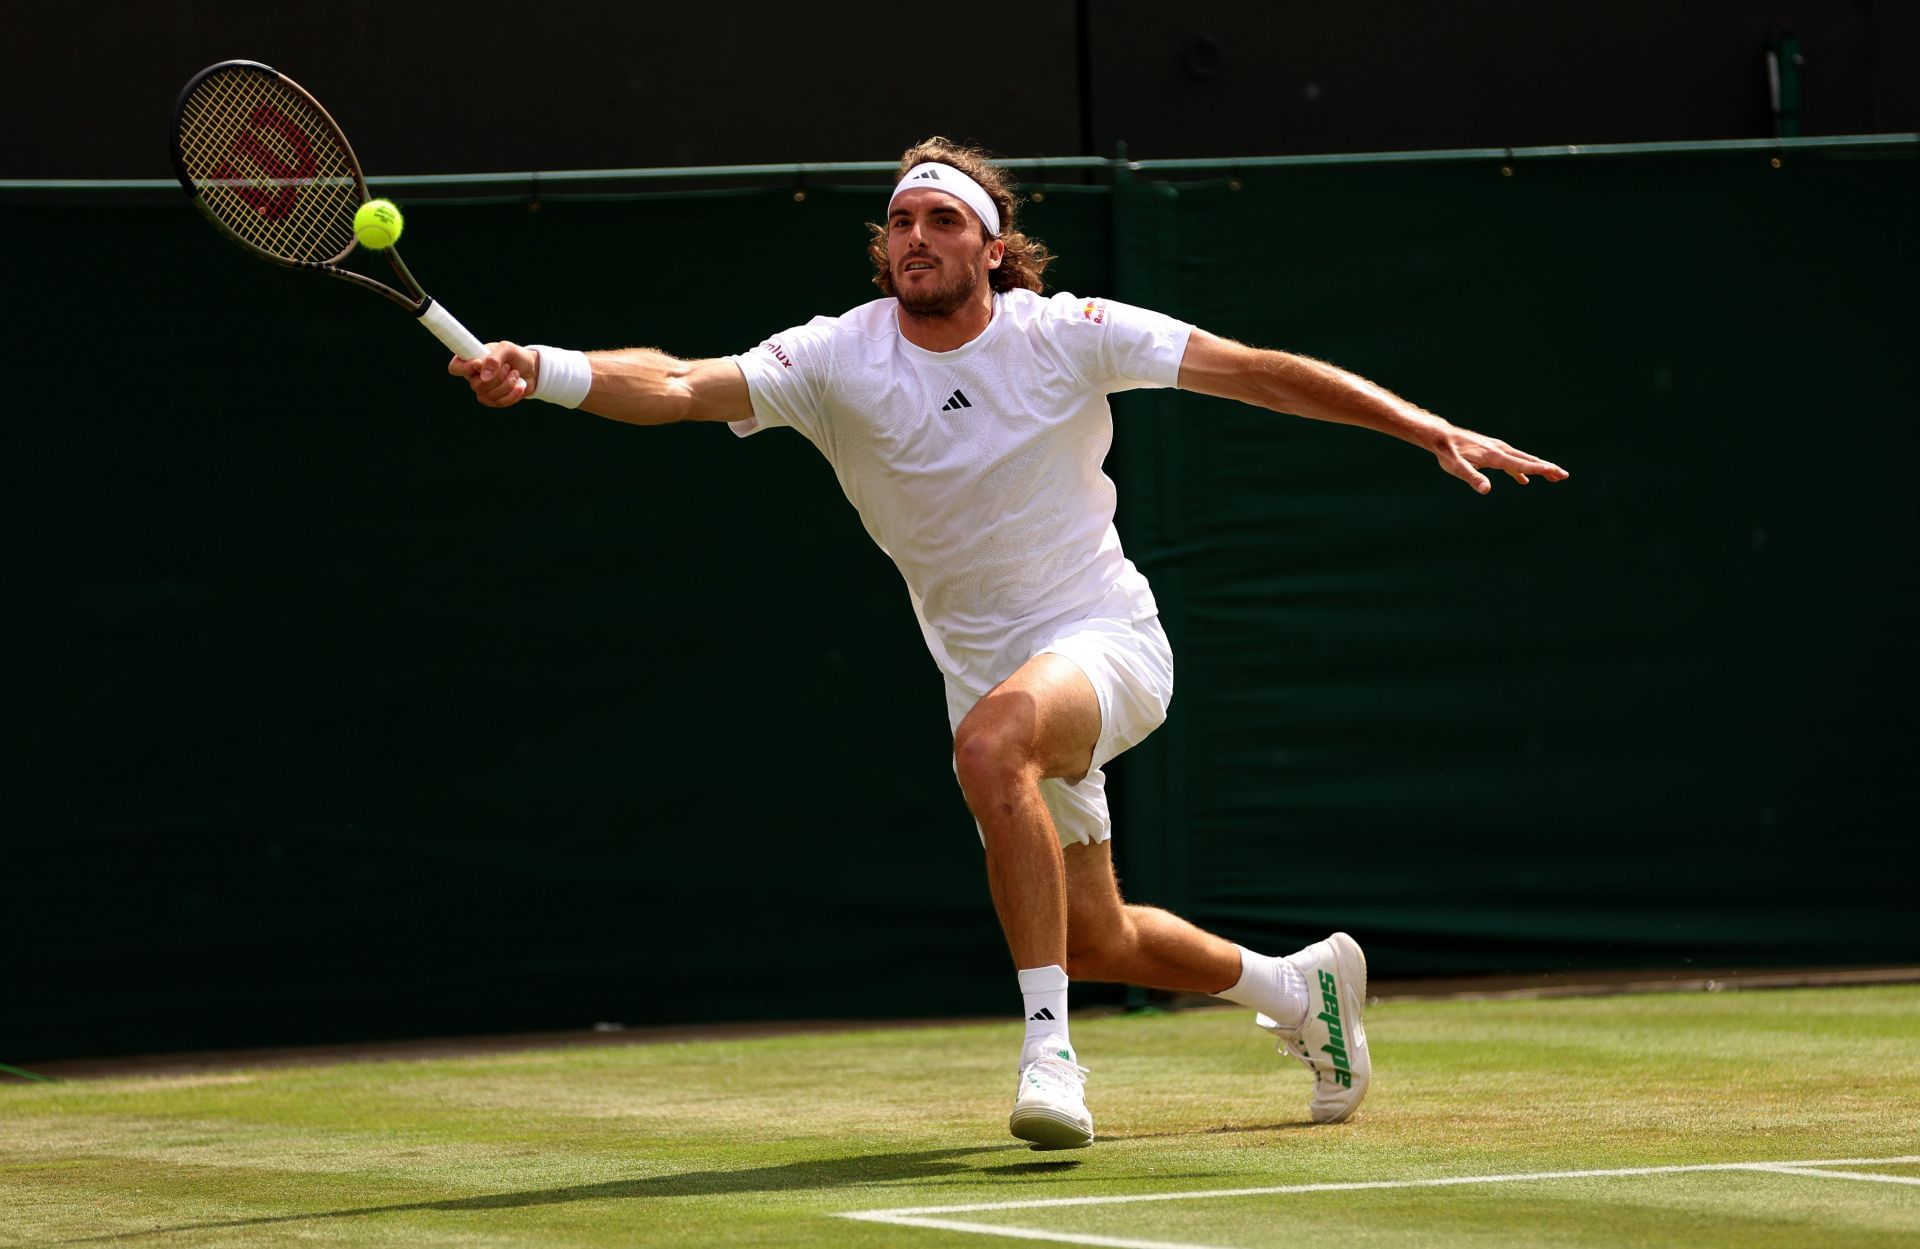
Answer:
[{"left": 177, "top": 67, "right": 360, "bottom": 263}]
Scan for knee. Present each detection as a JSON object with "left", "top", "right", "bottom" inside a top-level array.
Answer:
[{"left": 952, "top": 720, "right": 1031, "bottom": 807}]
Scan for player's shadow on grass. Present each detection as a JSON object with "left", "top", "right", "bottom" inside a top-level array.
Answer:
[
  {"left": 60, "top": 1143, "right": 1211, "bottom": 1242},
  {"left": 1108, "top": 1121, "right": 1318, "bottom": 1142},
  {"left": 982, "top": 1159, "right": 1086, "bottom": 1175}
]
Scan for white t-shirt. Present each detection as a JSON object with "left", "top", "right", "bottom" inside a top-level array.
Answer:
[{"left": 730, "top": 288, "right": 1193, "bottom": 691}]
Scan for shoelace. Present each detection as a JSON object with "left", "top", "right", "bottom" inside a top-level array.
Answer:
[
  {"left": 1022, "top": 1054, "right": 1091, "bottom": 1096},
  {"left": 1283, "top": 1035, "right": 1326, "bottom": 1072}
]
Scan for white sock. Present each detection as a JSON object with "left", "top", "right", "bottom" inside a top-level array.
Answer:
[
  {"left": 1216, "top": 945, "right": 1310, "bottom": 1032},
  {"left": 1018, "top": 964, "right": 1071, "bottom": 1060}
]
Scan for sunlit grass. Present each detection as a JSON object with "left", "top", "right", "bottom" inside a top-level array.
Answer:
[{"left": 3, "top": 987, "right": 1915, "bottom": 1247}]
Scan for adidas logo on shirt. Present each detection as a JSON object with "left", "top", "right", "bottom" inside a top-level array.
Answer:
[{"left": 941, "top": 389, "right": 973, "bottom": 411}]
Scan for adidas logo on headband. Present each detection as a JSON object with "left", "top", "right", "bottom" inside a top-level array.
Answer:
[{"left": 888, "top": 162, "right": 1003, "bottom": 238}]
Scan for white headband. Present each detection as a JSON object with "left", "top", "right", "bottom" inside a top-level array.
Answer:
[{"left": 888, "top": 162, "right": 1003, "bottom": 238}]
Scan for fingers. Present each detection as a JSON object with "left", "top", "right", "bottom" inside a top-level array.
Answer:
[
  {"left": 1503, "top": 454, "right": 1568, "bottom": 481},
  {"left": 447, "top": 346, "right": 502, "bottom": 380},
  {"left": 450, "top": 345, "right": 529, "bottom": 407},
  {"left": 1446, "top": 430, "right": 1570, "bottom": 491},
  {"left": 1480, "top": 441, "right": 1568, "bottom": 482},
  {"left": 1439, "top": 451, "right": 1493, "bottom": 494},
  {"left": 473, "top": 365, "right": 528, "bottom": 407}
]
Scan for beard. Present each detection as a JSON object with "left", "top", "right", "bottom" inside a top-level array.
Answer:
[{"left": 893, "top": 246, "right": 989, "bottom": 318}]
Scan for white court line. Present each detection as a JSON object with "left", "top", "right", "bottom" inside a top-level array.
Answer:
[
  {"left": 1749, "top": 1164, "right": 1920, "bottom": 1186},
  {"left": 839, "top": 1155, "right": 1920, "bottom": 1249},
  {"left": 841, "top": 1220, "right": 1217, "bottom": 1249}
]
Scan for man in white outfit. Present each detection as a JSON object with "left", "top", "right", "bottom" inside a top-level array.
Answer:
[{"left": 452, "top": 138, "right": 1567, "bottom": 1150}]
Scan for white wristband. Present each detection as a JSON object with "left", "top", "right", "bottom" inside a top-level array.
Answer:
[{"left": 528, "top": 345, "right": 592, "bottom": 408}]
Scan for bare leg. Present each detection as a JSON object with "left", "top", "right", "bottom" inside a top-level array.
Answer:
[
  {"left": 960, "top": 659, "right": 1252, "bottom": 1149},
  {"left": 1063, "top": 840, "right": 1241, "bottom": 993},
  {"left": 952, "top": 655, "right": 1104, "bottom": 969}
]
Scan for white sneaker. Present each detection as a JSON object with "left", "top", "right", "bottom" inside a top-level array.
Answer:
[
  {"left": 1009, "top": 1036, "right": 1094, "bottom": 1150},
  {"left": 1257, "top": 931, "right": 1370, "bottom": 1124}
]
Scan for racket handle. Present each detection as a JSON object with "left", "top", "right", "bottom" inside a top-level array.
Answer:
[{"left": 417, "top": 298, "right": 486, "bottom": 361}]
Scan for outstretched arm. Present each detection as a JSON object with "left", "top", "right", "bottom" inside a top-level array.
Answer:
[
  {"left": 1175, "top": 329, "right": 1567, "bottom": 493},
  {"left": 449, "top": 343, "right": 753, "bottom": 426}
]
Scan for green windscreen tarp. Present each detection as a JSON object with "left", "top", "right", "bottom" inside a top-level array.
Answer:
[
  {"left": 4, "top": 140, "right": 1913, "bottom": 1060},
  {"left": 1109, "top": 147, "right": 1917, "bottom": 971}
]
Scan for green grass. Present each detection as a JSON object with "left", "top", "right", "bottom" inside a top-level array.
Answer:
[{"left": 3, "top": 986, "right": 1917, "bottom": 1247}]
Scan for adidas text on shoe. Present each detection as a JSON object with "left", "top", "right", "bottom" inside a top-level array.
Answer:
[
  {"left": 1257, "top": 931, "right": 1371, "bottom": 1124},
  {"left": 1009, "top": 1038, "right": 1093, "bottom": 1150}
]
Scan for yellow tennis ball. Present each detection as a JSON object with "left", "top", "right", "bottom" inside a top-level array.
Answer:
[{"left": 354, "top": 198, "right": 404, "bottom": 250}]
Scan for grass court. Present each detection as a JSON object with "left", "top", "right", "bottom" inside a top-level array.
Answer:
[{"left": 4, "top": 986, "right": 1915, "bottom": 1247}]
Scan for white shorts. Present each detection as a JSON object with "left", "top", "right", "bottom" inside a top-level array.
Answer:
[{"left": 944, "top": 612, "right": 1174, "bottom": 847}]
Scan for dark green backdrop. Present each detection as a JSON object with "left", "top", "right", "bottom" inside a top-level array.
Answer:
[{"left": 6, "top": 140, "right": 1914, "bottom": 1061}]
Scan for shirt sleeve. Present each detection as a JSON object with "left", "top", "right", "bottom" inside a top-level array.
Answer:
[
  {"left": 726, "top": 314, "right": 839, "bottom": 439},
  {"left": 1044, "top": 293, "right": 1194, "bottom": 394}
]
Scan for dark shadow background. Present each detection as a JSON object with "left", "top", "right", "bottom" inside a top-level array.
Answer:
[{"left": 7, "top": 0, "right": 1916, "bottom": 177}]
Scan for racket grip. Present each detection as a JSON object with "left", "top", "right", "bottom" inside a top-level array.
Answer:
[{"left": 417, "top": 298, "right": 487, "bottom": 360}]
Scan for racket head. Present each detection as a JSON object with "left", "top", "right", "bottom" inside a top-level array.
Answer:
[{"left": 170, "top": 60, "right": 369, "bottom": 269}]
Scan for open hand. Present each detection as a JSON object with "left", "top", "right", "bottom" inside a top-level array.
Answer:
[{"left": 1429, "top": 422, "right": 1569, "bottom": 494}]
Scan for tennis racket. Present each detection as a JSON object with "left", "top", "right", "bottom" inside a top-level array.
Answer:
[{"left": 168, "top": 59, "right": 485, "bottom": 360}]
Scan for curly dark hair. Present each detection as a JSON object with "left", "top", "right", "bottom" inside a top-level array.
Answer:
[{"left": 866, "top": 137, "right": 1055, "bottom": 297}]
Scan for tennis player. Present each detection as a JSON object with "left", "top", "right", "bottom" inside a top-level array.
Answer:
[{"left": 451, "top": 138, "right": 1567, "bottom": 1150}]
